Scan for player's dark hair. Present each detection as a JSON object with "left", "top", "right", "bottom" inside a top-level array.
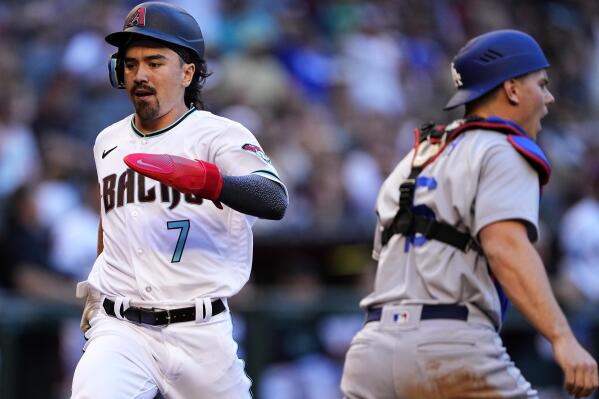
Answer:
[{"left": 171, "top": 46, "right": 211, "bottom": 110}]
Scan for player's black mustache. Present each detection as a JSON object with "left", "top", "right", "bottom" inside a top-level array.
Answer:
[{"left": 131, "top": 85, "right": 156, "bottom": 95}]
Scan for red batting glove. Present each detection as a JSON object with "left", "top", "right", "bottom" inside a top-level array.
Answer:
[{"left": 124, "top": 153, "right": 224, "bottom": 209}]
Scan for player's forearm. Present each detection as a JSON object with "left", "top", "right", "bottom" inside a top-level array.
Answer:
[
  {"left": 97, "top": 220, "right": 104, "bottom": 256},
  {"left": 482, "top": 222, "right": 573, "bottom": 344},
  {"left": 218, "top": 174, "right": 287, "bottom": 220}
]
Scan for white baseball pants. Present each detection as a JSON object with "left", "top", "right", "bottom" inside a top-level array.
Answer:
[{"left": 71, "top": 308, "right": 251, "bottom": 399}]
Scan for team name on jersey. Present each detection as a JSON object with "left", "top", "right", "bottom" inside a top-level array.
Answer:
[{"left": 102, "top": 169, "right": 204, "bottom": 213}]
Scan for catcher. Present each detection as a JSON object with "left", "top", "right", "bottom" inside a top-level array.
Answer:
[{"left": 341, "top": 29, "right": 598, "bottom": 399}]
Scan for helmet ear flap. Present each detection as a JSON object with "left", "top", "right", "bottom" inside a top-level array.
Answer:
[{"left": 108, "top": 52, "right": 125, "bottom": 89}]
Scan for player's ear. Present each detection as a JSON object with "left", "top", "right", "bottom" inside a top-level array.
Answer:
[
  {"left": 503, "top": 79, "right": 519, "bottom": 105},
  {"left": 182, "top": 62, "right": 195, "bottom": 88}
]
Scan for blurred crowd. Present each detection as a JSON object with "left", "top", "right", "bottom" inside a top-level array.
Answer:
[{"left": 1, "top": 0, "right": 599, "bottom": 398}]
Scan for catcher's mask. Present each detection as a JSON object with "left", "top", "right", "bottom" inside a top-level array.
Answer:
[
  {"left": 105, "top": 1, "right": 204, "bottom": 89},
  {"left": 444, "top": 29, "right": 549, "bottom": 110}
]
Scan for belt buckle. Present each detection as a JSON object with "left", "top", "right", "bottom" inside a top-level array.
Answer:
[{"left": 152, "top": 307, "right": 171, "bottom": 327}]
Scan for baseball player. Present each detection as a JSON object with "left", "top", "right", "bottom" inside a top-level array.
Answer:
[
  {"left": 341, "top": 30, "right": 598, "bottom": 398},
  {"left": 71, "top": 3, "right": 287, "bottom": 399}
]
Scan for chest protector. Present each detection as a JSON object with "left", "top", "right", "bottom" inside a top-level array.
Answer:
[{"left": 381, "top": 116, "right": 551, "bottom": 252}]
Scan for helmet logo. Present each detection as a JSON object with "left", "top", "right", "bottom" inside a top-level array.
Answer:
[
  {"left": 450, "top": 62, "right": 463, "bottom": 89},
  {"left": 125, "top": 7, "right": 146, "bottom": 29}
]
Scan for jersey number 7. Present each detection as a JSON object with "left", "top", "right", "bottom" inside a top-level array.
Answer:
[{"left": 167, "top": 220, "right": 190, "bottom": 263}]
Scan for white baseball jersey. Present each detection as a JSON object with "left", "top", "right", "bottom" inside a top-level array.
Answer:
[
  {"left": 361, "top": 129, "right": 540, "bottom": 329},
  {"left": 87, "top": 106, "right": 284, "bottom": 303}
]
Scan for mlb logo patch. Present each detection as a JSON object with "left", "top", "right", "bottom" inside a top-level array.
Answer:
[
  {"left": 393, "top": 311, "right": 410, "bottom": 324},
  {"left": 125, "top": 7, "right": 146, "bottom": 29}
]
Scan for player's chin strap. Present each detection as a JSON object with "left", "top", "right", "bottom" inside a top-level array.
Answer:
[{"left": 381, "top": 116, "right": 551, "bottom": 251}]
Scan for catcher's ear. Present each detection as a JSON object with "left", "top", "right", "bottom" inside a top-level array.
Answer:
[{"left": 108, "top": 53, "right": 125, "bottom": 89}]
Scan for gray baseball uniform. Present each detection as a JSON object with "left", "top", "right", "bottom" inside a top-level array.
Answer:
[{"left": 341, "top": 128, "right": 540, "bottom": 398}]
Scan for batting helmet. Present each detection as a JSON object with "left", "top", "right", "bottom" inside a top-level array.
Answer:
[
  {"left": 105, "top": 1, "right": 204, "bottom": 89},
  {"left": 444, "top": 29, "right": 549, "bottom": 110}
]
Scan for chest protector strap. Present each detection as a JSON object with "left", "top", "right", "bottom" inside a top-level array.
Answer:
[{"left": 381, "top": 116, "right": 551, "bottom": 251}]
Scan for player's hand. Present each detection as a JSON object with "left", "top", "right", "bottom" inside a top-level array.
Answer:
[
  {"left": 124, "top": 153, "right": 223, "bottom": 208},
  {"left": 552, "top": 334, "right": 598, "bottom": 398}
]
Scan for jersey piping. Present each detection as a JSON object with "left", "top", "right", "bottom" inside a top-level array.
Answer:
[
  {"left": 252, "top": 169, "right": 281, "bottom": 181},
  {"left": 131, "top": 106, "right": 197, "bottom": 138}
]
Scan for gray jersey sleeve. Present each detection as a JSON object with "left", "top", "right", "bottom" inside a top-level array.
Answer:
[
  {"left": 371, "top": 152, "right": 414, "bottom": 260},
  {"left": 473, "top": 141, "right": 540, "bottom": 242},
  {"left": 372, "top": 219, "right": 383, "bottom": 261}
]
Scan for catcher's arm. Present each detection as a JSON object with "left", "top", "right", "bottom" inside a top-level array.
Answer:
[
  {"left": 481, "top": 220, "right": 598, "bottom": 398},
  {"left": 97, "top": 219, "right": 103, "bottom": 254},
  {"left": 124, "top": 153, "right": 287, "bottom": 220}
]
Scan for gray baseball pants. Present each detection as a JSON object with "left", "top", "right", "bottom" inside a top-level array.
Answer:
[{"left": 341, "top": 304, "right": 538, "bottom": 399}]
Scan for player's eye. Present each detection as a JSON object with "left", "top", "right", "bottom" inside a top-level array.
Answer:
[
  {"left": 124, "top": 62, "right": 135, "bottom": 70},
  {"left": 149, "top": 62, "right": 161, "bottom": 68}
]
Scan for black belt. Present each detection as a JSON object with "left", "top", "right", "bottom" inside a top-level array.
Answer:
[
  {"left": 366, "top": 304, "right": 468, "bottom": 323},
  {"left": 103, "top": 298, "right": 226, "bottom": 326}
]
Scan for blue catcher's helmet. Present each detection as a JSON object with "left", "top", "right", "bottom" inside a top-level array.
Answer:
[
  {"left": 444, "top": 29, "right": 549, "bottom": 110},
  {"left": 105, "top": 1, "right": 204, "bottom": 89}
]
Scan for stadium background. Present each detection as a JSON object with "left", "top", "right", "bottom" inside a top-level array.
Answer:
[{"left": 0, "top": 0, "right": 598, "bottom": 398}]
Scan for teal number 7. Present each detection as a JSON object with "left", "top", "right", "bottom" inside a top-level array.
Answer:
[{"left": 167, "top": 220, "right": 190, "bottom": 263}]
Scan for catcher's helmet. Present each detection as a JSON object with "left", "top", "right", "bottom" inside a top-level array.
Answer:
[
  {"left": 444, "top": 29, "right": 549, "bottom": 110},
  {"left": 105, "top": 1, "right": 204, "bottom": 89}
]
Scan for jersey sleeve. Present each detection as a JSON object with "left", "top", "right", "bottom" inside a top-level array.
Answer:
[
  {"left": 473, "top": 141, "right": 540, "bottom": 242},
  {"left": 371, "top": 153, "right": 413, "bottom": 260},
  {"left": 210, "top": 122, "right": 284, "bottom": 188}
]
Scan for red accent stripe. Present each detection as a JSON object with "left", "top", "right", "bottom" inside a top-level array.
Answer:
[
  {"left": 450, "top": 121, "right": 526, "bottom": 138},
  {"left": 138, "top": 7, "right": 146, "bottom": 26},
  {"left": 409, "top": 120, "right": 535, "bottom": 174},
  {"left": 411, "top": 127, "right": 420, "bottom": 165}
]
